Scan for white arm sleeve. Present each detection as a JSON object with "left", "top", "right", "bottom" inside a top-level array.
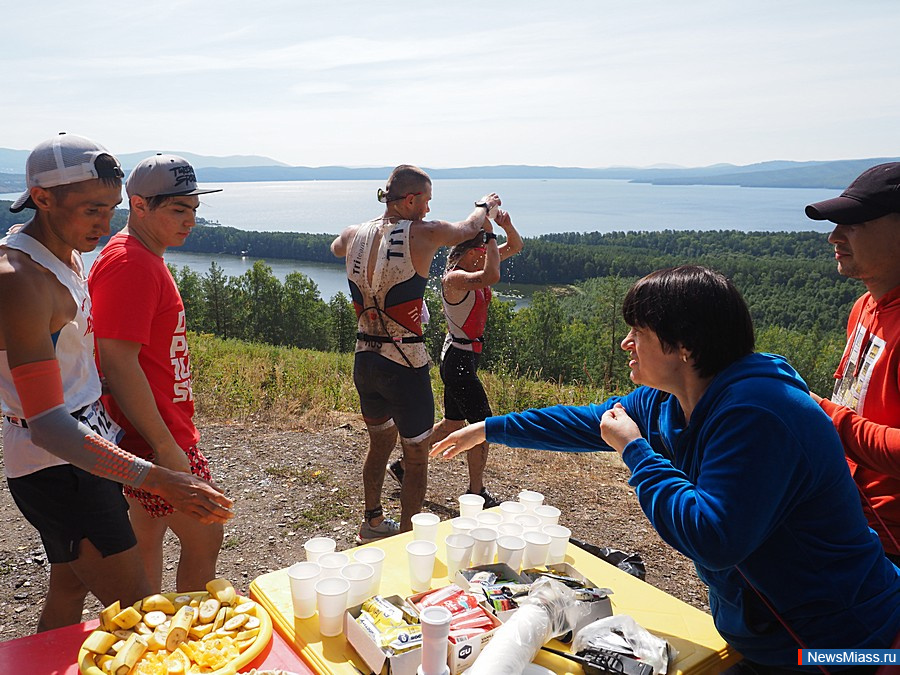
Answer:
[{"left": 27, "top": 405, "right": 153, "bottom": 487}]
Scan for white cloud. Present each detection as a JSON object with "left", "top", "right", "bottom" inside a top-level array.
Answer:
[{"left": 3, "top": 0, "right": 900, "bottom": 166}]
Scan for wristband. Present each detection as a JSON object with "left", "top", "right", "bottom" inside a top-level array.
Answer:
[
  {"left": 474, "top": 201, "right": 490, "bottom": 211},
  {"left": 484, "top": 232, "right": 498, "bottom": 241}
]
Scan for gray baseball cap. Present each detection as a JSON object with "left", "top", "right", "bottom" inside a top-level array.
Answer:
[
  {"left": 125, "top": 153, "right": 222, "bottom": 199},
  {"left": 10, "top": 133, "right": 124, "bottom": 213}
]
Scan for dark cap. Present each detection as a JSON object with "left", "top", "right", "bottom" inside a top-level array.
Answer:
[{"left": 805, "top": 163, "right": 900, "bottom": 225}]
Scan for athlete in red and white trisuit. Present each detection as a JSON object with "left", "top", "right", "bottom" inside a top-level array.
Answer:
[
  {"left": 431, "top": 209, "right": 523, "bottom": 507},
  {"left": 332, "top": 164, "right": 500, "bottom": 542}
]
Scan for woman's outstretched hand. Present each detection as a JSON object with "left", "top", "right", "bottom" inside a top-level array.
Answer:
[{"left": 430, "top": 421, "right": 487, "bottom": 459}]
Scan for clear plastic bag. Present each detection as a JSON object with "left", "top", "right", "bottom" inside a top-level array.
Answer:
[
  {"left": 572, "top": 614, "right": 676, "bottom": 675},
  {"left": 467, "top": 577, "right": 590, "bottom": 675}
]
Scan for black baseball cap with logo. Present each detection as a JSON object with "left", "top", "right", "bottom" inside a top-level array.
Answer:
[{"left": 806, "top": 163, "right": 900, "bottom": 225}]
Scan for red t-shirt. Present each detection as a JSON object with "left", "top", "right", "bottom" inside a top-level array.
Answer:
[{"left": 88, "top": 233, "right": 199, "bottom": 459}]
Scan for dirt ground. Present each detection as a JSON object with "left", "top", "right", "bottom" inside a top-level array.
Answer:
[{"left": 0, "top": 414, "right": 708, "bottom": 643}]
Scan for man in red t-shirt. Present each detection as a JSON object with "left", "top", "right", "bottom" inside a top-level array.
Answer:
[
  {"left": 89, "top": 154, "right": 224, "bottom": 591},
  {"left": 806, "top": 163, "right": 900, "bottom": 564}
]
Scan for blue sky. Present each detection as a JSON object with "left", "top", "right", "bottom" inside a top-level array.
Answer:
[{"left": 4, "top": 0, "right": 899, "bottom": 168}]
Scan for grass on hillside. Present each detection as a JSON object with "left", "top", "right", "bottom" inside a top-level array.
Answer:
[{"left": 188, "top": 332, "right": 615, "bottom": 426}]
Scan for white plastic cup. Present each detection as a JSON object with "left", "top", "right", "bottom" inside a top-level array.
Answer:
[
  {"left": 450, "top": 516, "right": 478, "bottom": 535},
  {"left": 469, "top": 527, "right": 498, "bottom": 565},
  {"left": 522, "top": 530, "right": 552, "bottom": 568},
  {"left": 515, "top": 513, "right": 542, "bottom": 533},
  {"left": 475, "top": 511, "right": 502, "bottom": 530},
  {"left": 496, "top": 535, "right": 526, "bottom": 571},
  {"left": 318, "top": 551, "right": 349, "bottom": 579},
  {"left": 419, "top": 605, "right": 452, "bottom": 675},
  {"left": 303, "top": 536, "right": 336, "bottom": 562},
  {"left": 517, "top": 490, "right": 544, "bottom": 512},
  {"left": 497, "top": 522, "right": 524, "bottom": 538},
  {"left": 352, "top": 546, "right": 386, "bottom": 596},
  {"left": 458, "top": 493, "right": 485, "bottom": 518},
  {"left": 542, "top": 524, "right": 572, "bottom": 565},
  {"left": 444, "top": 533, "right": 475, "bottom": 579},
  {"left": 341, "top": 562, "right": 375, "bottom": 608},
  {"left": 533, "top": 504, "right": 562, "bottom": 526},
  {"left": 412, "top": 512, "right": 441, "bottom": 542},
  {"left": 407, "top": 540, "right": 438, "bottom": 593},
  {"left": 287, "top": 561, "right": 321, "bottom": 619},
  {"left": 315, "top": 577, "right": 350, "bottom": 637},
  {"left": 499, "top": 501, "right": 527, "bottom": 522}
]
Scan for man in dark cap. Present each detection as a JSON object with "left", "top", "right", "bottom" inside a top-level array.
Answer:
[{"left": 806, "top": 162, "right": 900, "bottom": 563}]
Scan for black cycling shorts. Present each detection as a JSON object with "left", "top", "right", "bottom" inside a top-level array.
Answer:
[
  {"left": 440, "top": 345, "right": 492, "bottom": 423},
  {"left": 7, "top": 464, "right": 136, "bottom": 564},
  {"left": 354, "top": 351, "right": 435, "bottom": 440}
]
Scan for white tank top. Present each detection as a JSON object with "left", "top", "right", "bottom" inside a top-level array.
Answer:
[
  {"left": 345, "top": 218, "right": 429, "bottom": 368},
  {"left": 0, "top": 230, "right": 103, "bottom": 478}
]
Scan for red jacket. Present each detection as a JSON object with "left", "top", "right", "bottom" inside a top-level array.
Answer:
[{"left": 820, "top": 284, "right": 900, "bottom": 555}]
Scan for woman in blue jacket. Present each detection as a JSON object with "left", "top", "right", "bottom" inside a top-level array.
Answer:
[{"left": 431, "top": 265, "right": 900, "bottom": 673}]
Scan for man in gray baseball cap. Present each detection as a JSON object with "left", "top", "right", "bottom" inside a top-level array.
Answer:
[
  {"left": 806, "top": 162, "right": 900, "bottom": 563},
  {"left": 89, "top": 154, "right": 224, "bottom": 593}
]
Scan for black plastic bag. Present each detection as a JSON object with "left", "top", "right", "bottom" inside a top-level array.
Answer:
[{"left": 569, "top": 538, "right": 647, "bottom": 581}]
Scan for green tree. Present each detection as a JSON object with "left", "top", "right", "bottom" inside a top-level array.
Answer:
[
  {"left": 282, "top": 271, "right": 329, "bottom": 350},
  {"left": 236, "top": 261, "right": 284, "bottom": 344},
  {"left": 327, "top": 292, "right": 357, "bottom": 352},
  {"left": 170, "top": 265, "right": 206, "bottom": 332},
  {"left": 202, "top": 262, "right": 237, "bottom": 339}
]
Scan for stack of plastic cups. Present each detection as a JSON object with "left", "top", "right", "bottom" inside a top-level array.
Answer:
[
  {"left": 458, "top": 493, "right": 485, "bottom": 518},
  {"left": 304, "top": 536, "right": 336, "bottom": 562},
  {"left": 469, "top": 527, "right": 498, "bottom": 565},
  {"left": 287, "top": 561, "right": 321, "bottom": 619},
  {"left": 533, "top": 505, "right": 561, "bottom": 526},
  {"left": 496, "top": 535, "right": 526, "bottom": 571},
  {"left": 515, "top": 513, "right": 542, "bottom": 534},
  {"left": 407, "top": 540, "right": 438, "bottom": 593},
  {"left": 341, "top": 562, "right": 375, "bottom": 608},
  {"left": 475, "top": 511, "right": 502, "bottom": 532},
  {"left": 352, "top": 547, "right": 386, "bottom": 598},
  {"left": 542, "top": 524, "right": 572, "bottom": 565},
  {"left": 517, "top": 490, "right": 544, "bottom": 513},
  {"left": 412, "top": 512, "right": 441, "bottom": 542},
  {"left": 417, "top": 605, "right": 452, "bottom": 675},
  {"left": 315, "top": 576, "right": 350, "bottom": 637},
  {"left": 522, "top": 531, "right": 551, "bottom": 568},
  {"left": 450, "top": 516, "right": 477, "bottom": 536},
  {"left": 318, "top": 551, "right": 350, "bottom": 579},
  {"left": 444, "top": 533, "right": 475, "bottom": 580},
  {"left": 499, "top": 500, "right": 526, "bottom": 523}
]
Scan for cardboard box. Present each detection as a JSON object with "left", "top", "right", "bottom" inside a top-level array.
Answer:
[
  {"left": 344, "top": 595, "right": 422, "bottom": 675},
  {"left": 453, "top": 563, "right": 531, "bottom": 622},
  {"left": 406, "top": 585, "right": 504, "bottom": 674}
]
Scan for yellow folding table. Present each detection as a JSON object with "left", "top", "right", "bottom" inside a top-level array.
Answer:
[{"left": 250, "top": 516, "right": 740, "bottom": 674}]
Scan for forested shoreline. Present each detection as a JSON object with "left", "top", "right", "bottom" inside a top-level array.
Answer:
[{"left": 0, "top": 201, "right": 854, "bottom": 393}]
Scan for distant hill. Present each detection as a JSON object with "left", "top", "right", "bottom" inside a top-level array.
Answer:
[
  {"left": 0, "top": 147, "right": 288, "bottom": 174},
  {"left": 2, "top": 147, "right": 898, "bottom": 193}
]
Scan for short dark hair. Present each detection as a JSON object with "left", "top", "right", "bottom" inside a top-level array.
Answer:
[
  {"left": 46, "top": 154, "right": 123, "bottom": 202},
  {"left": 384, "top": 165, "right": 431, "bottom": 201},
  {"left": 622, "top": 265, "right": 754, "bottom": 377}
]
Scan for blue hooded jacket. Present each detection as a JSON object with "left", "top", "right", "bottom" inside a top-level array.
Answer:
[{"left": 484, "top": 353, "right": 900, "bottom": 665}]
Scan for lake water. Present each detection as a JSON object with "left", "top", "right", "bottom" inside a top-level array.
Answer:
[{"left": 2, "top": 178, "right": 837, "bottom": 305}]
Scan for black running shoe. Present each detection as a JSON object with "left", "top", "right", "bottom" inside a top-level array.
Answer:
[
  {"left": 470, "top": 487, "right": 501, "bottom": 509},
  {"left": 387, "top": 459, "right": 404, "bottom": 485}
]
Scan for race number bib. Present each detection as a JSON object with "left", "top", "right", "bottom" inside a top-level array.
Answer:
[{"left": 77, "top": 400, "right": 124, "bottom": 444}]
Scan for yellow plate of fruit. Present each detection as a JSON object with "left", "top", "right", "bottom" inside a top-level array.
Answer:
[{"left": 78, "top": 578, "right": 273, "bottom": 675}]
